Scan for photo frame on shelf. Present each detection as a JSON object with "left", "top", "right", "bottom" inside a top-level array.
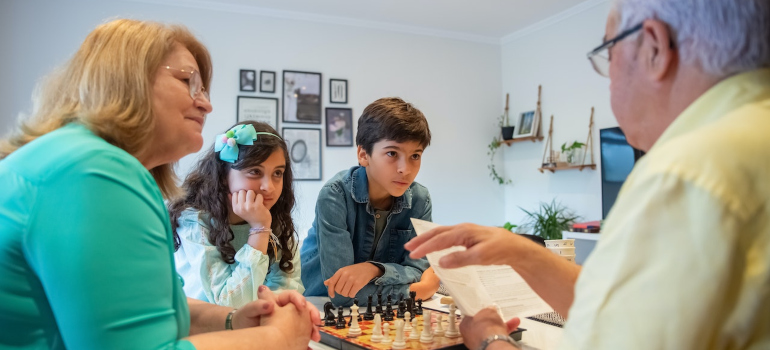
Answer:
[
  {"left": 282, "top": 70, "right": 322, "bottom": 124},
  {"left": 260, "top": 70, "right": 276, "bottom": 93},
  {"left": 329, "top": 79, "right": 348, "bottom": 104},
  {"left": 514, "top": 110, "right": 538, "bottom": 138},
  {"left": 239, "top": 69, "right": 256, "bottom": 92},
  {"left": 237, "top": 96, "right": 278, "bottom": 129},
  {"left": 325, "top": 107, "right": 353, "bottom": 147},
  {"left": 282, "top": 128, "right": 322, "bottom": 180}
]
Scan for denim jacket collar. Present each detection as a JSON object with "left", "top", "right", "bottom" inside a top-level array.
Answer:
[{"left": 350, "top": 166, "right": 412, "bottom": 215}]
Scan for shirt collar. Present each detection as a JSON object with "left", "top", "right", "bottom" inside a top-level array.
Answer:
[
  {"left": 350, "top": 166, "right": 412, "bottom": 214},
  {"left": 651, "top": 69, "right": 770, "bottom": 151}
]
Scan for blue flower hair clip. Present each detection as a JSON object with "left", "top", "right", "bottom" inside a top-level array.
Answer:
[{"left": 214, "top": 124, "right": 280, "bottom": 163}]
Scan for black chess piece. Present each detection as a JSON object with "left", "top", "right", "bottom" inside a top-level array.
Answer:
[
  {"left": 375, "top": 293, "right": 384, "bottom": 315},
  {"left": 384, "top": 300, "right": 394, "bottom": 321},
  {"left": 397, "top": 300, "right": 406, "bottom": 319},
  {"left": 336, "top": 306, "right": 346, "bottom": 329},
  {"left": 364, "top": 295, "right": 375, "bottom": 321},
  {"left": 387, "top": 294, "right": 392, "bottom": 306},
  {"left": 409, "top": 290, "right": 417, "bottom": 301},
  {"left": 416, "top": 298, "right": 424, "bottom": 315},
  {"left": 405, "top": 298, "right": 414, "bottom": 320},
  {"left": 323, "top": 302, "right": 336, "bottom": 326}
]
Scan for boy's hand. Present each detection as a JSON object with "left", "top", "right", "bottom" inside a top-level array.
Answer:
[
  {"left": 230, "top": 190, "right": 272, "bottom": 229},
  {"left": 324, "top": 262, "right": 384, "bottom": 298}
]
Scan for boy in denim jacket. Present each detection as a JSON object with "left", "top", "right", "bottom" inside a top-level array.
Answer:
[{"left": 300, "top": 97, "right": 432, "bottom": 306}]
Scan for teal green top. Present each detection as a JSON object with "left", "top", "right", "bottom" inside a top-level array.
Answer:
[{"left": 0, "top": 124, "right": 195, "bottom": 349}]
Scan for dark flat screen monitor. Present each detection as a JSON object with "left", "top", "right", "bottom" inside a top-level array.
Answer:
[{"left": 600, "top": 127, "right": 644, "bottom": 219}]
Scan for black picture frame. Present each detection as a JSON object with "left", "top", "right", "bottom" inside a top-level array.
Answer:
[
  {"left": 239, "top": 69, "right": 256, "bottom": 92},
  {"left": 325, "top": 108, "right": 353, "bottom": 147},
  {"left": 282, "top": 127, "right": 322, "bottom": 181},
  {"left": 282, "top": 70, "right": 322, "bottom": 124},
  {"left": 329, "top": 79, "right": 348, "bottom": 104},
  {"left": 237, "top": 96, "right": 279, "bottom": 129},
  {"left": 260, "top": 70, "right": 276, "bottom": 93}
]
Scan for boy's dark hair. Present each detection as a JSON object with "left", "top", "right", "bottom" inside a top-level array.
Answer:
[
  {"left": 168, "top": 121, "right": 297, "bottom": 273},
  {"left": 356, "top": 97, "right": 431, "bottom": 154}
]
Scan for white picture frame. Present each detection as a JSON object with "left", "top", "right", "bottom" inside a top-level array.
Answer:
[
  {"left": 237, "top": 96, "right": 278, "bottom": 129},
  {"left": 282, "top": 128, "right": 322, "bottom": 180},
  {"left": 514, "top": 110, "right": 538, "bottom": 138}
]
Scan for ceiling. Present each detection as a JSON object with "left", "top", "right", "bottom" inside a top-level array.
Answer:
[{"left": 140, "top": 0, "right": 606, "bottom": 44}]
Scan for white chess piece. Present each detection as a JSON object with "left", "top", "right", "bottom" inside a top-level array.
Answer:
[
  {"left": 409, "top": 316, "right": 420, "bottom": 340},
  {"left": 347, "top": 304, "right": 361, "bottom": 337},
  {"left": 381, "top": 323, "right": 392, "bottom": 344},
  {"left": 434, "top": 313, "right": 445, "bottom": 336},
  {"left": 445, "top": 303, "right": 461, "bottom": 338},
  {"left": 420, "top": 310, "right": 434, "bottom": 343},
  {"left": 404, "top": 311, "right": 412, "bottom": 331},
  {"left": 392, "top": 319, "right": 407, "bottom": 349},
  {"left": 370, "top": 314, "right": 383, "bottom": 342}
]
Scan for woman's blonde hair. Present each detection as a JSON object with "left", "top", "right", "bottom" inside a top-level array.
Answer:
[{"left": 0, "top": 18, "right": 212, "bottom": 198}]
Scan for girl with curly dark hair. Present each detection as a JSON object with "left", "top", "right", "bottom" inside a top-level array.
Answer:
[{"left": 169, "top": 121, "right": 302, "bottom": 308}]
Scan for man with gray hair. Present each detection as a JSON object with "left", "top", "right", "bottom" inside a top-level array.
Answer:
[{"left": 405, "top": 0, "right": 770, "bottom": 349}]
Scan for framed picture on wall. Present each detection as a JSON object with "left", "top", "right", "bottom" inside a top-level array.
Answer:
[
  {"left": 514, "top": 110, "right": 537, "bottom": 138},
  {"left": 282, "top": 70, "right": 322, "bottom": 124},
  {"left": 237, "top": 96, "right": 278, "bottom": 129},
  {"left": 260, "top": 70, "right": 276, "bottom": 93},
  {"left": 325, "top": 107, "right": 353, "bottom": 147},
  {"left": 239, "top": 69, "right": 256, "bottom": 92},
  {"left": 282, "top": 128, "right": 322, "bottom": 180},
  {"left": 329, "top": 79, "right": 348, "bottom": 104}
]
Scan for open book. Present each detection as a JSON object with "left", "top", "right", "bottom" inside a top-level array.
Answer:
[{"left": 411, "top": 218, "right": 552, "bottom": 320}]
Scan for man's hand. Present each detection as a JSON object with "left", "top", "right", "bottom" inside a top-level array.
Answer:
[
  {"left": 324, "top": 262, "right": 383, "bottom": 298},
  {"left": 459, "top": 307, "right": 521, "bottom": 350},
  {"left": 405, "top": 223, "right": 539, "bottom": 268}
]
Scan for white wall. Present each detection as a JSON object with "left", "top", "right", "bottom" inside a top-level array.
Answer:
[
  {"left": 0, "top": 0, "right": 505, "bottom": 239},
  {"left": 499, "top": 1, "right": 617, "bottom": 227}
]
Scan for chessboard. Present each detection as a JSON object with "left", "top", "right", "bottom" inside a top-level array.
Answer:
[{"left": 318, "top": 293, "right": 525, "bottom": 350}]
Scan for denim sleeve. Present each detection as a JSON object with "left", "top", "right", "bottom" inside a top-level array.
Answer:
[
  {"left": 370, "top": 193, "right": 432, "bottom": 289},
  {"left": 316, "top": 184, "right": 357, "bottom": 305}
]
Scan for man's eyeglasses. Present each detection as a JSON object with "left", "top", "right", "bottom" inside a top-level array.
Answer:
[
  {"left": 587, "top": 23, "right": 643, "bottom": 77},
  {"left": 162, "top": 66, "right": 210, "bottom": 101}
]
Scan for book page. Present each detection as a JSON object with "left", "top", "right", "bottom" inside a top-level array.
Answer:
[{"left": 411, "top": 219, "right": 552, "bottom": 320}]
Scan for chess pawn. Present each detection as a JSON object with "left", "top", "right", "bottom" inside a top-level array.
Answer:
[
  {"left": 347, "top": 303, "right": 361, "bottom": 337},
  {"left": 384, "top": 301, "right": 394, "bottom": 321},
  {"left": 392, "top": 319, "right": 407, "bottom": 349},
  {"left": 381, "top": 323, "right": 392, "bottom": 344},
  {"left": 416, "top": 298, "right": 424, "bottom": 315},
  {"left": 434, "top": 313, "right": 445, "bottom": 336},
  {"left": 409, "top": 316, "right": 420, "bottom": 340},
  {"left": 445, "top": 304, "right": 461, "bottom": 338},
  {"left": 404, "top": 311, "right": 412, "bottom": 331},
  {"left": 370, "top": 314, "right": 383, "bottom": 343},
  {"left": 420, "top": 310, "right": 434, "bottom": 343},
  {"left": 336, "top": 306, "right": 346, "bottom": 329}
]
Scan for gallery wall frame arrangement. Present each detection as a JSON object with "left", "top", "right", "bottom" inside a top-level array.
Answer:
[
  {"left": 237, "top": 96, "right": 279, "bottom": 129},
  {"left": 239, "top": 69, "right": 256, "bottom": 92},
  {"left": 325, "top": 107, "right": 353, "bottom": 147},
  {"left": 260, "top": 70, "right": 276, "bottom": 93},
  {"left": 283, "top": 70, "right": 322, "bottom": 124},
  {"left": 329, "top": 79, "right": 348, "bottom": 104},
  {"left": 282, "top": 127, "right": 322, "bottom": 180}
]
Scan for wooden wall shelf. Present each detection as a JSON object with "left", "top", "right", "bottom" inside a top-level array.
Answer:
[
  {"left": 503, "top": 136, "right": 544, "bottom": 146},
  {"left": 538, "top": 164, "right": 597, "bottom": 173}
]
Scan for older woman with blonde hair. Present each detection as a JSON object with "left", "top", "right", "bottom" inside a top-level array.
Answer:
[{"left": 0, "top": 18, "right": 319, "bottom": 350}]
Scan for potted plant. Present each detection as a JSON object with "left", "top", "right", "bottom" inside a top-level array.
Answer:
[
  {"left": 500, "top": 114, "right": 515, "bottom": 140},
  {"left": 487, "top": 136, "right": 511, "bottom": 185},
  {"left": 519, "top": 200, "right": 580, "bottom": 240},
  {"left": 560, "top": 141, "right": 586, "bottom": 165}
]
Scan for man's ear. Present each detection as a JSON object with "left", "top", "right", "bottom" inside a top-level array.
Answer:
[
  {"left": 357, "top": 145, "right": 369, "bottom": 167},
  {"left": 640, "top": 19, "right": 677, "bottom": 82}
]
